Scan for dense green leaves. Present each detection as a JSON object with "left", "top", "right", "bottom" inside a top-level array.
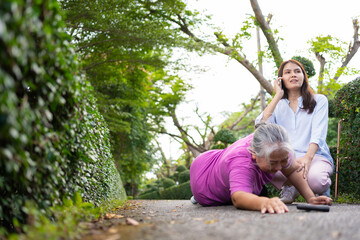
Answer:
[
  {"left": 59, "top": 0, "right": 198, "bottom": 196},
  {"left": 333, "top": 77, "right": 360, "bottom": 196},
  {"left": 291, "top": 56, "right": 316, "bottom": 78},
  {"left": 0, "top": 0, "right": 125, "bottom": 233}
]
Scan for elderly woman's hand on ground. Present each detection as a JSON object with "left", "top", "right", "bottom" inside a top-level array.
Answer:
[{"left": 261, "top": 197, "right": 289, "bottom": 214}]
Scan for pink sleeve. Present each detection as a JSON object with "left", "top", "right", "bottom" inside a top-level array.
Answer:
[{"left": 228, "top": 160, "right": 255, "bottom": 195}]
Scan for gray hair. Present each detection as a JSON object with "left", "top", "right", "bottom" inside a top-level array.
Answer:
[{"left": 250, "top": 122, "right": 294, "bottom": 164}]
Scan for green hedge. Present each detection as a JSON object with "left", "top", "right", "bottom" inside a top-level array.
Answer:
[
  {"left": 162, "top": 178, "right": 176, "bottom": 189},
  {"left": 137, "top": 191, "right": 161, "bottom": 200},
  {"left": 178, "top": 170, "right": 190, "bottom": 184},
  {"left": 0, "top": 0, "right": 126, "bottom": 233},
  {"left": 138, "top": 181, "right": 192, "bottom": 200},
  {"left": 160, "top": 181, "right": 192, "bottom": 199},
  {"left": 333, "top": 77, "right": 360, "bottom": 196}
]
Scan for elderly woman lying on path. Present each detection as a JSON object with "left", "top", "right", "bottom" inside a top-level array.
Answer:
[{"left": 189, "top": 123, "right": 332, "bottom": 214}]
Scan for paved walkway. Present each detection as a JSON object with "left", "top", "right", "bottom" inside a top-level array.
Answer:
[{"left": 81, "top": 200, "right": 360, "bottom": 240}]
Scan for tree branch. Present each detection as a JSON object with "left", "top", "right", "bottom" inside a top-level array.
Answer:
[
  {"left": 149, "top": 9, "right": 274, "bottom": 94},
  {"left": 153, "top": 138, "right": 170, "bottom": 177},
  {"left": 170, "top": 110, "right": 206, "bottom": 156},
  {"left": 315, "top": 52, "right": 326, "bottom": 92},
  {"left": 250, "top": 0, "right": 283, "bottom": 68},
  {"left": 228, "top": 91, "right": 260, "bottom": 130},
  {"left": 214, "top": 32, "right": 274, "bottom": 94},
  {"left": 233, "top": 120, "right": 255, "bottom": 131},
  {"left": 333, "top": 19, "right": 360, "bottom": 81}
]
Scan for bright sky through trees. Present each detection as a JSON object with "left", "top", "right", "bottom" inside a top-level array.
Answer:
[{"left": 160, "top": 0, "right": 360, "bottom": 160}]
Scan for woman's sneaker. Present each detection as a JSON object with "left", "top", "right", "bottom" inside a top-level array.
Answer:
[
  {"left": 280, "top": 186, "right": 300, "bottom": 204},
  {"left": 190, "top": 196, "right": 198, "bottom": 204}
]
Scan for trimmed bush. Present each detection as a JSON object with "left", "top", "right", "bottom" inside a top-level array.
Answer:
[
  {"left": 137, "top": 181, "right": 192, "bottom": 200},
  {"left": 210, "top": 143, "right": 226, "bottom": 149},
  {"left": 0, "top": 0, "right": 126, "bottom": 233},
  {"left": 175, "top": 165, "right": 187, "bottom": 173},
  {"left": 178, "top": 170, "right": 190, "bottom": 184},
  {"left": 291, "top": 56, "right": 316, "bottom": 78},
  {"left": 162, "top": 178, "right": 176, "bottom": 189},
  {"left": 213, "top": 129, "right": 237, "bottom": 145},
  {"left": 160, "top": 181, "right": 192, "bottom": 200},
  {"left": 333, "top": 77, "right": 360, "bottom": 196},
  {"left": 137, "top": 191, "right": 161, "bottom": 200}
]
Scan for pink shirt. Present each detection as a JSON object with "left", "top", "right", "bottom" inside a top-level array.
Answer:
[{"left": 190, "top": 134, "right": 275, "bottom": 206}]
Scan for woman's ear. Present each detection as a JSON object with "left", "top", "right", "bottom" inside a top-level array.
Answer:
[{"left": 251, "top": 153, "right": 256, "bottom": 160}]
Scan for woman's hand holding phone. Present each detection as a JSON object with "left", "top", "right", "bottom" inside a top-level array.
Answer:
[{"left": 273, "top": 77, "right": 284, "bottom": 98}]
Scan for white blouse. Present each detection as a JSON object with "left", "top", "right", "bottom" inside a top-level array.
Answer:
[{"left": 255, "top": 94, "right": 333, "bottom": 164}]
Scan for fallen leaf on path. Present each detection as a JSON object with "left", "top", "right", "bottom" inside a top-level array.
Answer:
[
  {"left": 192, "top": 218, "right": 204, "bottom": 221},
  {"left": 105, "top": 213, "right": 124, "bottom": 219},
  {"left": 205, "top": 219, "right": 218, "bottom": 224},
  {"left": 126, "top": 218, "right": 139, "bottom": 226},
  {"left": 297, "top": 216, "right": 306, "bottom": 221},
  {"left": 107, "top": 227, "right": 118, "bottom": 234}
]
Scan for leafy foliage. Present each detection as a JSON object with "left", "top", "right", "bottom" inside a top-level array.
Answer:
[
  {"left": 308, "top": 35, "right": 360, "bottom": 96},
  {"left": 162, "top": 178, "right": 176, "bottom": 189},
  {"left": 175, "top": 165, "right": 188, "bottom": 173},
  {"left": 291, "top": 56, "right": 316, "bottom": 78},
  {"left": 213, "top": 129, "right": 237, "bottom": 145},
  {"left": 59, "top": 0, "right": 197, "bottom": 196},
  {"left": 0, "top": 0, "right": 125, "bottom": 233},
  {"left": 178, "top": 170, "right": 190, "bottom": 184},
  {"left": 138, "top": 164, "right": 190, "bottom": 198},
  {"left": 333, "top": 77, "right": 360, "bottom": 196}
]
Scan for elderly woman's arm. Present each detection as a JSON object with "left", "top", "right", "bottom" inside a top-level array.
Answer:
[
  {"left": 281, "top": 163, "right": 332, "bottom": 205},
  {"left": 231, "top": 191, "right": 288, "bottom": 214}
]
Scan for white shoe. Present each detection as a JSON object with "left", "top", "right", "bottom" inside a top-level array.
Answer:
[
  {"left": 190, "top": 196, "right": 198, "bottom": 204},
  {"left": 280, "top": 186, "right": 300, "bottom": 204}
]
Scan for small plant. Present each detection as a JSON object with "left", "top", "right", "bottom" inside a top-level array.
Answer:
[{"left": 4, "top": 193, "right": 126, "bottom": 240}]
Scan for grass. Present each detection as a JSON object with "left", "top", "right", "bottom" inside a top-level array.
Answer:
[
  {"left": 265, "top": 183, "right": 360, "bottom": 204},
  {"left": 2, "top": 193, "right": 127, "bottom": 240}
]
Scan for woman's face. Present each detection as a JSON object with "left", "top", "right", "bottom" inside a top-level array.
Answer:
[
  {"left": 281, "top": 62, "right": 304, "bottom": 91},
  {"left": 253, "top": 149, "right": 289, "bottom": 174}
]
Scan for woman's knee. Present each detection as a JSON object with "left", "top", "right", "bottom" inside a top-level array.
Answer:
[{"left": 307, "top": 171, "right": 331, "bottom": 194}]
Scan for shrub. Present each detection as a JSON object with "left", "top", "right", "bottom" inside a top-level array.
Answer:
[
  {"left": 333, "top": 77, "right": 360, "bottom": 196},
  {"left": 0, "top": 0, "right": 125, "bottom": 233},
  {"left": 213, "top": 129, "right": 237, "bottom": 145},
  {"left": 175, "top": 165, "right": 187, "bottom": 173},
  {"left": 159, "top": 181, "right": 192, "bottom": 200},
  {"left": 162, "top": 178, "right": 176, "bottom": 189},
  {"left": 291, "top": 56, "right": 316, "bottom": 78},
  {"left": 210, "top": 143, "right": 226, "bottom": 149},
  {"left": 137, "top": 191, "right": 161, "bottom": 200},
  {"left": 137, "top": 181, "right": 192, "bottom": 200},
  {"left": 178, "top": 170, "right": 190, "bottom": 184}
]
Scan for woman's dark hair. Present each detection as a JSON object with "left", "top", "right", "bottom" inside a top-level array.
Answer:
[{"left": 277, "top": 59, "right": 316, "bottom": 114}]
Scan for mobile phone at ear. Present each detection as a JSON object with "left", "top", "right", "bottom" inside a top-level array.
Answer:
[
  {"left": 280, "top": 79, "right": 284, "bottom": 89},
  {"left": 296, "top": 204, "right": 330, "bottom": 212}
]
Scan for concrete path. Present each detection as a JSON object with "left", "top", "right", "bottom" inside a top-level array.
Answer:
[{"left": 81, "top": 200, "right": 360, "bottom": 240}]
